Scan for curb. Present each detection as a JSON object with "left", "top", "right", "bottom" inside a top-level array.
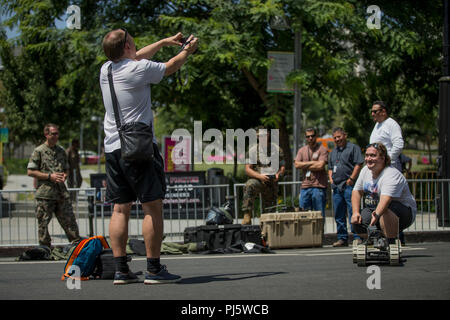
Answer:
[
  {"left": 322, "top": 230, "right": 450, "bottom": 245},
  {"left": 1, "top": 230, "right": 450, "bottom": 258}
]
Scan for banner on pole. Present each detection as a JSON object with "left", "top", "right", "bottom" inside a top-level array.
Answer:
[{"left": 267, "top": 51, "right": 294, "bottom": 93}]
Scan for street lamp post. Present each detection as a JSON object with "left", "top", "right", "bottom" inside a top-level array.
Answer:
[
  {"left": 271, "top": 15, "right": 303, "bottom": 201},
  {"left": 293, "top": 29, "right": 302, "bottom": 199},
  {"left": 438, "top": 0, "right": 450, "bottom": 225}
]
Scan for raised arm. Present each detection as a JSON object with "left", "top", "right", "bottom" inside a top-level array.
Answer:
[
  {"left": 135, "top": 33, "right": 183, "bottom": 61},
  {"left": 163, "top": 35, "right": 199, "bottom": 76}
]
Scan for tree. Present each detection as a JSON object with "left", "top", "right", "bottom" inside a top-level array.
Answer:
[
  {"left": 337, "top": 0, "right": 442, "bottom": 152},
  {"left": 156, "top": 0, "right": 366, "bottom": 174},
  {"left": 0, "top": 0, "right": 441, "bottom": 171}
]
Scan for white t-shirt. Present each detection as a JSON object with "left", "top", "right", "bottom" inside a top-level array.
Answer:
[
  {"left": 99, "top": 59, "right": 166, "bottom": 153},
  {"left": 369, "top": 117, "right": 404, "bottom": 166},
  {"left": 354, "top": 165, "right": 417, "bottom": 220}
]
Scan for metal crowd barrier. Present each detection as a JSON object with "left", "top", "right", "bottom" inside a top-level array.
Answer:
[{"left": 0, "top": 179, "right": 449, "bottom": 247}]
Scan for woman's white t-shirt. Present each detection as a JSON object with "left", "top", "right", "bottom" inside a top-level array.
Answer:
[{"left": 354, "top": 165, "right": 417, "bottom": 220}]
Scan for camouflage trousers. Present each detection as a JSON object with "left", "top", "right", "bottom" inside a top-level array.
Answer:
[
  {"left": 36, "top": 198, "right": 81, "bottom": 247},
  {"left": 241, "top": 178, "right": 278, "bottom": 214}
]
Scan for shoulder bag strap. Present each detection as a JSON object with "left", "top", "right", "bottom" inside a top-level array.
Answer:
[{"left": 107, "top": 64, "right": 122, "bottom": 129}]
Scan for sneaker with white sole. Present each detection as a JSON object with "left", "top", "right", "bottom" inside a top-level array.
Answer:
[
  {"left": 113, "top": 271, "right": 141, "bottom": 285},
  {"left": 144, "top": 265, "right": 181, "bottom": 284}
]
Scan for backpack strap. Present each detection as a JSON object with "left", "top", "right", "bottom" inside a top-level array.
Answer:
[
  {"left": 107, "top": 63, "right": 123, "bottom": 130},
  {"left": 96, "top": 235, "right": 110, "bottom": 249}
]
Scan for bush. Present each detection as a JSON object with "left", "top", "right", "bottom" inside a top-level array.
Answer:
[{"left": 4, "top": 158, "right": 29, "bottom": 175}]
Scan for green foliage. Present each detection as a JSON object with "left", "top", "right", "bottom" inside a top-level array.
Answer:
[
  {"left": 4, "top": 158, "right": 29, "bottom": 174},
  {"left": 0, "top": 0, "right": 442, "bottom": 168}
]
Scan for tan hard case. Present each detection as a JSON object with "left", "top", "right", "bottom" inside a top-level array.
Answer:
[{"left": 260, "top": 211, "right": 323, "bottom": 249}]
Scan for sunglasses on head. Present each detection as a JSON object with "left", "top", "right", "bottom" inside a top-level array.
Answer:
[
  {"left": 120, "top": 27, "right": 128, "bottom": 49},
  {"left": 366, "top": 143, "right": 379, "bottom": 149}
]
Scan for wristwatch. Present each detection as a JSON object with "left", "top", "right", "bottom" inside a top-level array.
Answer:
[{"left": 48, "top": 173, "right": 51, "bottom": 181}]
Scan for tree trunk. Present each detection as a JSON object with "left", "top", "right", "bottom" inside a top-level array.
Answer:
[
  {"left": 241, "top": 67, "right": 293, "bottom": 177},
  {"left": 279, "top": 117, "right": 292, "bottom": 177}
]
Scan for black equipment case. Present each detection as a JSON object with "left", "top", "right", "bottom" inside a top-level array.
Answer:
[{"left": 184, "top": 224, "right": 262, "bottom": 250}]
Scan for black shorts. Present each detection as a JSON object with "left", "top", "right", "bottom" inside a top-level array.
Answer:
[
  {"left": 353, "top": 201, "right": 414, "bottom": 234},
  {"left": 105, "top": 143, "right": 166, "bottom": 204}
]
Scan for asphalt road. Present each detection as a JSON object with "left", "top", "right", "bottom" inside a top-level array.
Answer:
[{"left": 0, "top": 241, "right": 449, "bottom": 304}]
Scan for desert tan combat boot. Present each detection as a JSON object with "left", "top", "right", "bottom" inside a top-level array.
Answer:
[{"left": 242, "top": 212, "right": 252, "bottom": 225}]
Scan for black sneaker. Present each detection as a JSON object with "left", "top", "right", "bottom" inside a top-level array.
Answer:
[
  {"left": 113, "top": 271, "right": 141, "bottom": 285},
  {"left": 144, "top": 265, "right": 181, "bottom": 284}
]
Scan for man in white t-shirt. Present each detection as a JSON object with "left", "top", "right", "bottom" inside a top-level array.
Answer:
[
  {"left": 369, "top": 101, "right": 404, "bottom": 172},
  {"left": 100, "top": 28, "right": 198, "bottom": 285},
  {"left": 351, "top": 143, "right": 416, "bottom": 244}
]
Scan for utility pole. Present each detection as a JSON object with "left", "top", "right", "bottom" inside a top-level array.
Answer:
[
  {"left": 438, "top": 0, "right": 450, "bottom": 225},
  {"left": 292, "top": 29, "right": 302, "bottom": 199}
]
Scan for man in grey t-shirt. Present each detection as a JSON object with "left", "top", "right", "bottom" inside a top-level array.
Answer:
[
  {"left": 328, "top": 128, "right": 364, "bottom": 246},
  {"left": 100, "top": 28, "right": 198, "bottom": 285}
]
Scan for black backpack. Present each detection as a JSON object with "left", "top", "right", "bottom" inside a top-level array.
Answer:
[
  {"left": 92, "top": 249, "right": 132, "bottom": 280},
  {"left": 17, "top": 245, "right": 51, "bottom": 261}
]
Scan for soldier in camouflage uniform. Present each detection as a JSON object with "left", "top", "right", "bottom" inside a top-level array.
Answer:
[
  {"left": 27, "top": 124, "right": 81, "bottom": 247},
  {"left": 241, "top": 128, "right": 286, "bottom": 224}
]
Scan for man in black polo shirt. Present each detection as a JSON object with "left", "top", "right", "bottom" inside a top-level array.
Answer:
[{"left": 328, "top": 128, "right": 364, "bottom": 247}]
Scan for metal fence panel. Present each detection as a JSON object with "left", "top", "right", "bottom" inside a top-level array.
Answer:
[{"left": 1, "top": 179, "right": 449, "bottom": 247}]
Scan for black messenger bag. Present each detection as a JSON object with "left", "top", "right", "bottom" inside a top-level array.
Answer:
[{"left": 107, "top": 64, "right": 154, "bottom": 162}]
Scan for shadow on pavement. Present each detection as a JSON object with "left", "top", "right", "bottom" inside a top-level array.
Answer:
[
  {"left": 401, "top": 254, "right": 434, "bottom": 259},
  {"left": 178, "top": 271, "right": 286, "bottom": 285}
]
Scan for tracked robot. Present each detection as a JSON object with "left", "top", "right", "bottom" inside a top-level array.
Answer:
[{"left": 352, "top": 225, "right": 402, "bottom": 266}]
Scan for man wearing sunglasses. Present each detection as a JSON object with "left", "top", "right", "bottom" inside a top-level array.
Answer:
[
  {"left": 369, "top": 101, "right": 404, "bottom": 172},
  {"left": 27, "top": 124, "right": 81, "bottom": 248},
  {"left": 294, "top": 128, "right": 328, "bottom": 218},
  {"left": 100, "top": 28, "right": 198, "bottom": 285}
]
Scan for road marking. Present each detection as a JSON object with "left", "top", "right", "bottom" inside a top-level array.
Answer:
[
  {"left": 305, "top": 252, "right": 352, "bottom": 256},
  {"left": 0, "top": 247, "right": 427, "bottom": 265}
]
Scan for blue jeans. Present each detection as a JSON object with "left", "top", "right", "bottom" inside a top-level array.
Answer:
[
  {"left": 299, "top": 188, "right": 326, "bottom": 218},
  {"left": 332, "top": 185, "right": 360, "bottom": 241}
]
